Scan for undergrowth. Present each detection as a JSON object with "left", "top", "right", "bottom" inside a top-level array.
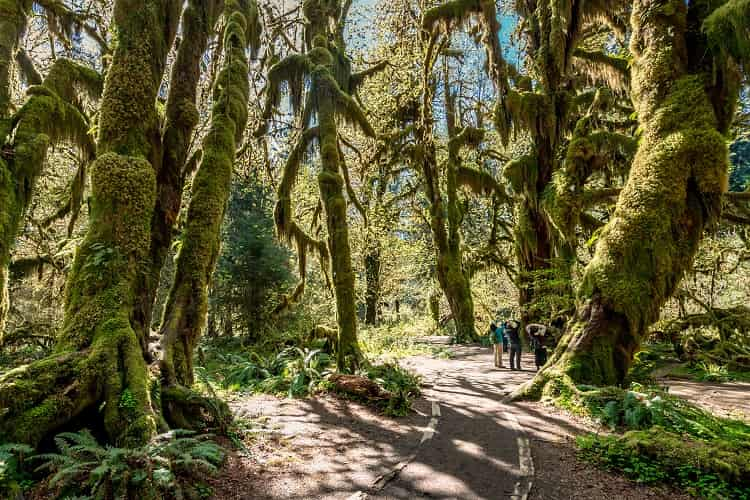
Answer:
[
  {"left": 363, "top": 362, "right": 422, "bottom": 416},
  {"left": 204, "top": 342, "right": 423, "bottom": 416},
  {"left": 562, "top": 382, "right": 750, "bottom": 498},
  {"left": 2, "top": 429, "right": 224, "bottom": 500}
]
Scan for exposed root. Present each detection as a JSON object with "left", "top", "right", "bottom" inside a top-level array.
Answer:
[{"left": 161, "top": 385, "right": 232, "bottom": 434}]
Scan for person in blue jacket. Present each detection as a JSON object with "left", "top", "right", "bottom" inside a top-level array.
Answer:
[{"left": 489, "top": 322, "right": 505, "bottom": 368}]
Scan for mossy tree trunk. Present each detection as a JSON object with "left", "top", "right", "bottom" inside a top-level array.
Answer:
[
  {"left": 317, "top": 78, "right": 361, "bottom": 369},
  {"left": 364, "top": 242, "right": 381, "bottom": 325},
  {"left": 260, "top": 0, "right": 382, "bottom": 371},
  {"left": 133, "top": 0, "right": 224, "bottom": 355},
  {"left": 414, "top": 50, "right": 478, "bottom": 343},
  {"left": 0, "top": 0, "right": 27, "bottom": 120},
  {"left": 159, "top": 0, "right": 254, "bottom": 392},
  {"left": 523, "top": 0, "right": 741, "bottom": 390},
  {"left": 0, "top": 0, "right": 181, "bottom": 447}
]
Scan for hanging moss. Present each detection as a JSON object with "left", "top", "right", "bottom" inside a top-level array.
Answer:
[
  {"left": 503, "top": 154, "right": 538, "bottom": 197},
  {"left": 572, "top": 48, "right": 630, "bottom": 91},
  {"left": 0, "top": 58, "right": 101, "bottom": 338},
  {"left": 703, "top": 0, "right": 750, "bottom": 66},
  {"left": 546, "top": 115, "right": 636, "bottom": 249},
  {"left": 0, "top": 0, "right": 29, "bottom": 118},
  {"left": 262, "top": 0, "right": 380, "bottom": 369},
  {"left": 457, "top": 165, "right": 505, "bottom": 197}
]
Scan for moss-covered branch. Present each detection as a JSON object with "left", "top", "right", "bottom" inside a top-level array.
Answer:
[
  {"left": 0, "top": 58, "right": 100, "bottom": 338},
  {"left": 159, "top": 0, "right": 255, "bottom": 390},
  {"left": 572, "top": 48, "right": 630, "bottom": 91}
]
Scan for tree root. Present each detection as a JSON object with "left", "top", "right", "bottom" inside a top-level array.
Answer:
[{"left": 161, "top": 384, "right": 232, "bottom": 434}]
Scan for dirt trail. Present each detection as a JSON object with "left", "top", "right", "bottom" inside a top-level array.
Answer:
[{"left": 211, "top": 346, "right": 692, "bottom": 499}]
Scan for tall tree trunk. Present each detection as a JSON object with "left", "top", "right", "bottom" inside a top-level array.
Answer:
[
  {"left": 364, "top": 243, "right": 380, "bottom": 325},
  {"left": 525, "top": 0, "right": 738, "bottom": 390},
  {"left": 159, "top": 0, "right": 254, "bottom": 391},
  {"left": 133, "top": 0, "right": 224, "bottom": 355},
  {"left": 515, "top": 199, "right": 554, "bottom": 325},
  {"left": 0, "top": 0, "right": 181, "bottom": 447},
  {"left": 317, "top": 78, "right": 360, "bottom": 370}
]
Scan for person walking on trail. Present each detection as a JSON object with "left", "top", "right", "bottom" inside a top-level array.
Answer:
[
  {"left": 526, "top": 323, "right": 549, "bottom": 371},
  {"left": 505, "top": 320, "right": 522, "bottom": 370},
  {"left": 489, "top": 322, "right": 505, "bottom": 368}
]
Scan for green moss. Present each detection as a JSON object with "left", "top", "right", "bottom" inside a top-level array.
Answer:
[
  {"left": 0, "top": 57, "right": 101, "bottom": 336},
  {"left": 529, "top": 0, "right": 739, "bottom": 388},
  {"left": 703, "top": 0, "right": 750, "bottom": 66},
  {"left": 0, "top": 0, "right": 29, "bottom": 118},
  {"left": 159, "top": 0, "right": 255, "bottom": 389}
]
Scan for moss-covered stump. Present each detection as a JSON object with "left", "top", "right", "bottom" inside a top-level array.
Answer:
[{"left": 161, "top": 385, "right": 231, "bottom": 434}]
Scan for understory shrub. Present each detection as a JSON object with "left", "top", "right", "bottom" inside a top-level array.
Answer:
[
  {"left": 0, "top": 443, "right": 35, "bottom": 498},
  {"left": 566, "top": 382, "right": 750, "bottom": 498},
  {"left": 220, "top": 346, "right": 333, "bottom": 397},
  {"left": 33, "top": 429, "right": 224, "bottom": 499},
  {"left": 363, "top": 362, "right": 422, "bottom": 416},
  {"left": 578, "top": 430, "right": 750, "bottom": 499}
]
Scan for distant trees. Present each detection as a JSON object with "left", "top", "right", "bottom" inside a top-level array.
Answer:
[{"left": 210, "top": 179, "right": 293, "bottom": 338}]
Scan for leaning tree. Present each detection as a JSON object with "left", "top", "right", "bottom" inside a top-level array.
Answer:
[
  {"left": 159, "top": 0, "right": 257, "bottom": 421},
  {"left": 520, "top": 0, "right": 749, "bottom": 393}
]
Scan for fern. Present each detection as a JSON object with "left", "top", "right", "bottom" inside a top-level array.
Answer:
[{"left": 32, "top": 429, "right": 225, "bottom": 499}]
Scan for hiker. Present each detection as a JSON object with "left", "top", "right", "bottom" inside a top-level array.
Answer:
[
  {"left": 500, "top": 320, "right": 509, "bottom": 352},
  {"left": 526, "top": 323, "right": 549, "bottom": 371},
  {"left": 505, "top": 320, "right": 522, "bottom": 370},
  {"left": 490, "top": 322, "right": 504, "bottom": 368}
]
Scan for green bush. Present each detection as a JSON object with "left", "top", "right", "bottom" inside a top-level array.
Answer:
[
  {"left": 363, "top": 362, "right": 422, "bottom": 416},
  {"left": 691, "top": 361, "right": 733, "bottom": 383},
  {"left": 578, "top": 429, "right": 750, "bottom": 499},
  {"left": 568, "top": 382, "right": 750, "bottom": 498},
  {"left": 220, "top": 346, "right": 333, "bottom": 397},
  {"left": 34, "top": 429, "right": 224, "bottom": 500}
]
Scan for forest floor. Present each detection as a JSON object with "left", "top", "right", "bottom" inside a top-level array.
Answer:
[{"left": 209, "top": 344, "right": 746, "bottom": 499}]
